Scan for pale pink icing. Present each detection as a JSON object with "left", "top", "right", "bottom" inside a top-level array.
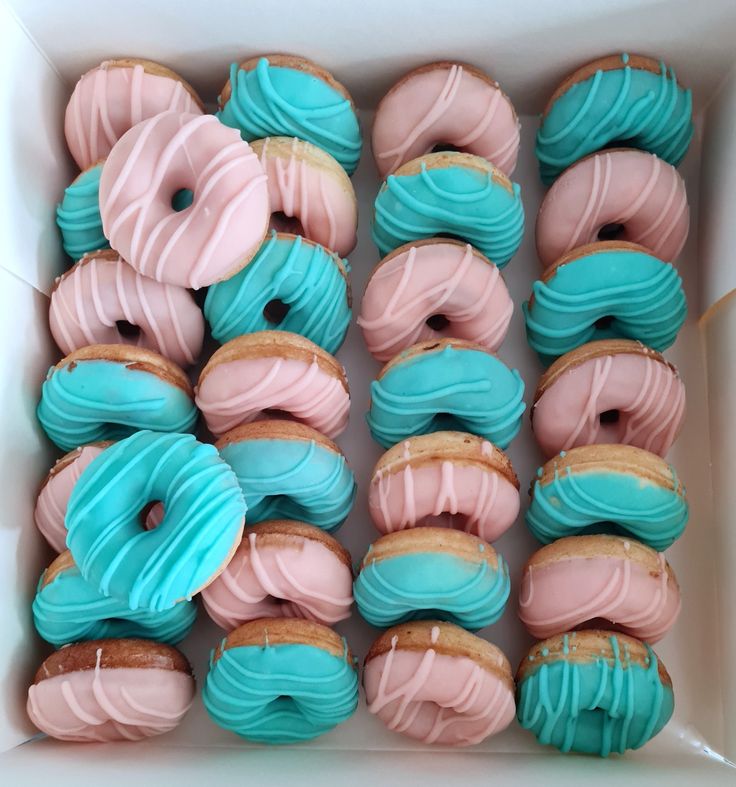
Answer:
[
  {"left": 49, "top": 253, "right": 204, "bottom": 367},
  {"left": 536, "top": 149, "right": 689, "bottom": 268},
  {"left": 64, "top": 62, "right": 202, "bottom": 170},
  {"left": 358, "top": 242, "right": 513, "bottom": 362},
  {"left": 372, "top": 63, "right": 520, "bottom": 178},
  {"left": 99, "top": 111, "right": 269, "bottom": 289}
]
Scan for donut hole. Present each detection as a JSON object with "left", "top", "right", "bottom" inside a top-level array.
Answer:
[
  {"left": 139, "top": 501, "right": 164, "bottom": 530},
  {"left": 430, "top": 142, "right": 462, "bottom": 154},
  {"left": 426, "top": 313, "right": 451, "bottom": 332},
  {"left": 594, "top": 315, "right": 614, "bottom": 330},
  {"left": 599, "top": 409, "right": 620, "bottom": 425},
  {"left": 263, "top": 299, "right": 291, "bottom": 325},
  {"left": 434, "top": 232, "right": 466, "bottom": 243},
  {"left": 261, "top": 409, "right": 297, "bottom": 421},
  {"left": 170, "top": 188, "right": 194, "bottom": 212},
  {"left": 417, "top": 512, "right": 469, "bottom": 529},
  {"left": 597, "top": 222, "right": 625, "bottom": 242},
  {"left": 270, "top": 212, "right": 305, "bottom": 236},
  {"left": 115, "top": 320, "right": 141, "bottom": 339},
  {"left": 431, "top": 413, "right": 464, "bottom": 432}
]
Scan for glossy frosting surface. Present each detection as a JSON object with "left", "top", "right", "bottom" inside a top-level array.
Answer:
[{"left": 56, "top": 164, "right": 109, "bottom": 260}]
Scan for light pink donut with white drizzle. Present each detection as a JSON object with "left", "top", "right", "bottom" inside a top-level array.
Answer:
[
  {"left": 536, "top": 149, "right": 689, "bottom": 268},
  {"left": 99, "top": 111, "right": 269, "bottom": 289}
]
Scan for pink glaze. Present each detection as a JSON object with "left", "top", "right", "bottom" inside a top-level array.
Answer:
[
  {"left": 536, "top": 150, "right": 689, "bottom": 268},
  {"left": 358, "top": 242, "right": 513, "bottom": 362},
  {"left": 99, "top": 111, "right": 269, "bottom": 289},
  {"left": 372, "top": 63, "right": 520, "bottom": 178},
  {"left": 64, "top": 61, "right": 202, "bottom": 170},
  {"left": 49, "top": 252, "right": 204, "bottom": 367}
]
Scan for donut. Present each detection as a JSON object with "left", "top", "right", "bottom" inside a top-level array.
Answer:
[
  {"left": 371, "top": 151, "right": 524, "bottom": 267},
  {"left": 203, "top": 618, "right": 359, "bottom": 743},
  {"left": 519, "top": 535, "right": 681, "bottom": 643},
  {"left": 523, "top": 241, "right": 687, "bottom": 364},
  {"left": 367, "top": 338, "right": 525, "bottom": 450},
  {"left": 215, "top": 421, "right": 356, "bottom": 531},
  {"left": 368, "top": 431, "right": 520, "bottom": 542},
  {"left": 516, "top": 630, "right": 674, "bottom": 755},
  {"left": 99, "top": 111, "right": 269, "bottom": 289},
  {"left": 536, "top": 150, "right": 689, "bottom": 266},
  {"left": 56, "top": 162, "right": 108, "bottom": 260},
  {"left": 217, "top": 55, "right": 362, "bottom": 175},
  {"left": 27, "top": 638, "right": 195, "bottom": 742},
  {"left": 66, "top": 430, "right": 245, "bottom": 612},
  {"left": 205, "top": 231, "right": 351, "bottom": 354},
  {"left": 363, "top": 620, "right": 515, "bottom": 746},
  {"left": 196, "top": 331, "right": 350, "bottom": 439},
  {"left": 49, "top": 250, "right": 205, "bottom": 367},
  {"left": 252, "top": 137, "right": 358, "bottom": 256},
  {"left": 358, "top": 239, "right": 513, "bottom": 362},
  {"left": 526, "top": 444, "right": 688, "bottom": 550},
  {"left": 354, "top": 528, "right": 510, "bottom": 630},
  {"left": 36, "top": 345, "right": 198, "bottom": 452}
]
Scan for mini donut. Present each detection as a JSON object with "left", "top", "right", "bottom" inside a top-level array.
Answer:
[
  {"left": 27, "top": 638, "right": 195, "bottom": 742},
  {"left": 49, "top": 250, "right": 205, "bottom": 367},
  {"left": 368, "top": 432, "right": 520, "bottom": 542},
  {"left": 519, "top": 535, "right": 681, "bottom": 643},
  {"left": 203, "top": 618, "right": 359, "bottom": 743},
  {"left": 205, "top": 231, "right": 351, "bottom": 354},
  {"left": 372, "top": 151, "right": 524, "bottom": 268},
  {"left": 99, "top": 111, "right": 269, "bottom": 289},
  {"left": 367, "top": 338, "right": 525, "bottom": 450},
  {"left": 358, "top": 239, "right": 513, "bottom": 362},
  {"left": 252, "top": 137, "right": 358, "bottom": 256},
  {"left": 516, "top": 630, "right": 674, "bottom": 756},
  {"left": 523, "top": 241, "right": 687, "bottom": 364},
  {"left": 215, "top": 420, "right": 356, "bottom": 531},
  {"left": 66, "top": 430, "right": 245, "bottom": 612},
  {"left": 536, "top": 150, "right": 689, "bottom": 266},
  {"left": 37, "top": 344, "right": 198, "bottom": 452},
  {"left": 56, "top": 162, "right": 108, "bottom": 260},
  {"left": 536, "top": 53, "right": 693, "bottom": 184},
  {"left": 364, "top": 620, "right": 515, "bottom": 746},
  {"left": 532, "top": 339, "right": 685, "bottom": 459},
  {"left": 354, "top": 528, "right": 510, "bottom": 630},
  {"left": 196, "top": 331, "right": 350, "bottom": 439},
  {"left": 217, "top": 55, "right": 362, "bottom": 175},
  {"left": 526, "top": 444, "right": 688, "bottom": 550}
]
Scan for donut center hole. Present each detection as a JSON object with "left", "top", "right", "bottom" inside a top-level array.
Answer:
[
  {"left": 434, "top": 232, "right": 466, "bottom": 243},
  {"left": 171, "top": 188, "right": 194, "bottom": 212},
  {"left": 597, "top": 222, "right": 625, "bottom": 241},
  {"left": 417, "top": 512, "right": 469, "bottom": 529},
  {"left": 115, "top": 320, "right": 141, "bottom": 338},
  {"left": 599, "top": 409, "right": 620, "bottom": 425},
  {"left": 432, "top": 413, "right": 463, "bottom": 432},
  {"left": 594, "top": 315, "right": 614, "bottom": 330},
  {"left": 430, "top": 142, "right": 462, "bottom": 154},
  {"left": 426, "top": 313, "right": 450, "bottom": 331},
  {"left": 263, "top": 299, "right": 291, "bottom": 325},
  {"left": 261, "top": 409, "right": 296, "bottom": 421},
  {"left": 270, "top": 212, "right": 305, "bottom": 236},
  {"left": 139, "top": 501, "right": 164, "bottom": 530}
]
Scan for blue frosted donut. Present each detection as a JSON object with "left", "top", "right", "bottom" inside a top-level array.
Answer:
[
  {"left": 204, "top": 232, "right": 351, "bottom": 354},
  {"left": 56, "top": 163, "right": 108, "bottom": 260},
  {"left": 66, "top": 431, "right": 246, "bottom": 612},
  {"left": 372, "top": 152, "right": 524, "bottom": 267},
  {"left": 367, "top": 338, "right": 525, "bottom": 449}
]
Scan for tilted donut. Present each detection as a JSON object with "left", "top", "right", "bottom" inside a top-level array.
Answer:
[{"left": 56, "top": 163, "right": 108, "bottom": 260}]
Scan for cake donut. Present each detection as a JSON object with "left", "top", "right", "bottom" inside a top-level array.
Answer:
[
  {"left": 367, "top": 338, "right": 525, "bottom": 450},
  {"left": 56, "top": 163, "right": 108, "bottom": 260},
  {"left": 372, "top": 151, "right": 524, "bottom": 267},
  {"left": 372, "top": 61, "right": 520, "bottom": 178},
  {"left": 531, "top": 339, "right": 685, "bottom": 459},
  {"left": 363, "top": 621, "right": 515, "bottom": 746},
  {"left": 203, "top": 618, "right": 359, "bottom": 743},
  {"left": 354, "top": 528, "right": 510, "bottom": 630},
  {"left": 358, "top": 239, "right": 513, "bottom": 362},
  {"left": 201, "top": 520, "right": 353, "bottom": 630},
  {"left": 217, "top": 54, "right": 362, "bottom": 175},
  {"left": 27, "top": 638, "right": 195, "bottom": 742},
  {"left": 516, "top": 630, "right": 674, "bottom": 756}
]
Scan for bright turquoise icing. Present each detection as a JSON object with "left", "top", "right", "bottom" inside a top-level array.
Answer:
[
  {"left": 56, "top": 164, "right": 108, "bottom": 260},
  {"left": 203, "top": 639, "right": 359, "bottom": 743},
  {"left": 37, "top": 358, "right": 198, "bottom": 451},
  {"left": 366, "top": 344, "right": 526, "bottom": 449},
  {"left": 217, "top": 58, "right": 362, "bottom": 175},
  {"left": 523, "top": 246, "right": 687, "bottom": 364},
  {"left": 537, "top": 54, "right": 693, "bottom": 184},
  {"left": 204, "top": 232, "right": 351, "bottom": 354},
  {"left": 517, "top": 633, "right": 674, "bottom": 756},
  {"left": 66, "top": 431, "right": 246, "bottom": 612},
  {"left": 372, "top": 155, "right": 525, "bottom": 267}
]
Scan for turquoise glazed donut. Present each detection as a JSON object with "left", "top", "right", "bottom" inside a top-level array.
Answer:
[
  {"left": 516, "top": 631, "right": 674, "bottom": 756},
  {"left": 367, "top": 338, "right": 525, "bottom": 450},
  {"left": 537, "top": 53, "right": 693, "bottom": 184},
  {"left": 372, "top": 151, "right": 524, "bottom": 267},
  {"left": 66, "top": 431, "right": 246, "bottom": 612},
  {"left": 56, "top": 163, "right": 108, "bottom": 260},
  {"left": 523, "top": 242, "right": 687, "bottom": 364},
  {"left": 204, "top": 232, "right": 351, "bottom": 354},
  {"left": 203, "top": 618, "right": 359, "bottom": 743}
]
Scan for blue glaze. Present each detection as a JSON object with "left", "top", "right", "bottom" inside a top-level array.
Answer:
[{"left": 56, "top": 164, "right": 108, "bottom": 260}]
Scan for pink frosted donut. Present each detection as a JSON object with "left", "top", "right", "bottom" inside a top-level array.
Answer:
[
  {"left": 49, "top": 250, "right": 204, "bottom": 367},
  {"left": 358, "top": 239, "right": 513, "bottom": 362},
  {"left": 532, "top": 340, "right": 685, "bottom": 459},
  {"left": 536, "top": 149, "right": 689, "bottom": 268},
  {"left": 99, "top": 111, "right": 269, "bottom": 289},
  {"left": 372, "top": 61, "right": 520, "bottom": 179}
]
